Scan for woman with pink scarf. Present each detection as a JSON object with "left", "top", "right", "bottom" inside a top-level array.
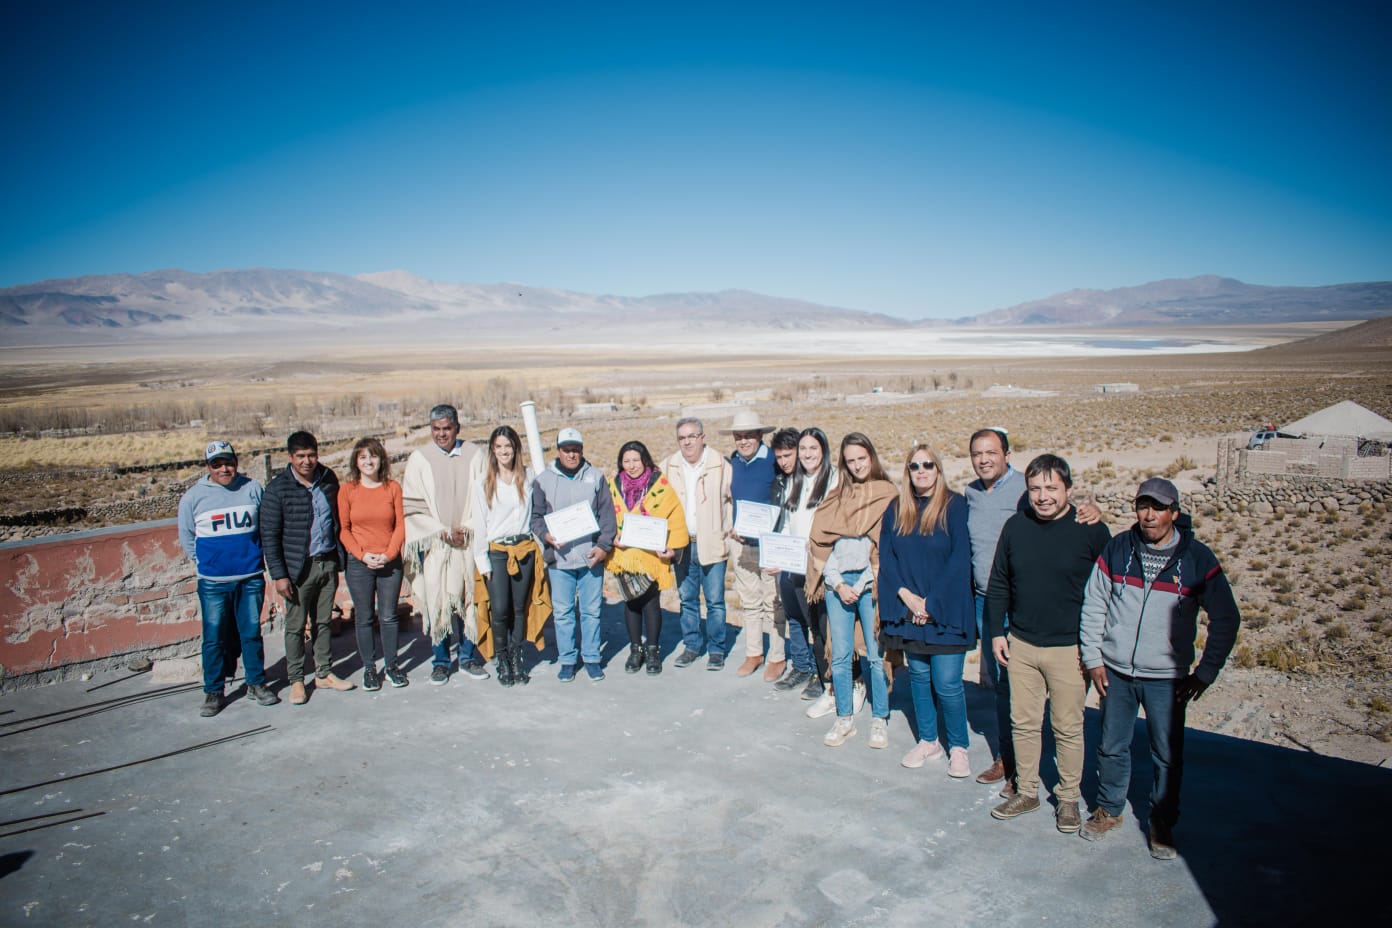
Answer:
[{"left": 606, "top": 441, "right": 690, "bottom": 675}]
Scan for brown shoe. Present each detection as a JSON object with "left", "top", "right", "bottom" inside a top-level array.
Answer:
[
  {"left": 762, "top": 660, "right": 786, "bottom": 683},
  {"left": 1080, "top": 808, "right": 1124, "bottom": 841},
  {"left": 736, "top": 656, "right": 764, "bottom": 677},
  {"left": 975, "top": 757, "right": 1006, "bottom": 784},
  {"left": 990, "top": 792, "right": 1040, "bottom": 820},
  {"left": 316, "top": 672, "right": 355, "bottom": 692},
  {"left": 999, "top": 780, "right": 1018, "bottom": 799},
  {"left": 1056, "top": 801, "right": 1081, "bottom": 834},
  {"left": 289, "top": 681, "right": 308, "bottom": 705}
]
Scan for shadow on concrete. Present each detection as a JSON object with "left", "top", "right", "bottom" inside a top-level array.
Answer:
[
  {"left": 0, "top": 850, "right": 33, "bottom": 880},
  {"left": 958, "top": 675, "right": 1391, "bottom": 924},
  {"left": 1127, "top": 721, "right": 1390, "bottom": 925}
]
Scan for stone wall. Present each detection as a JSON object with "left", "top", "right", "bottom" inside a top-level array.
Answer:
[{"left": 1095, "top": 476, "right": 1391, "bottom": 519}]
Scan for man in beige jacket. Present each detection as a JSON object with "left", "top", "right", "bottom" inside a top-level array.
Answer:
[{"left": 661, "top": 417, "right": 733, "bottom": 670}]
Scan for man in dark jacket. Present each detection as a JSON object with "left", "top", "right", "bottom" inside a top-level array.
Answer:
[
  {"left": 1078, "top": 477, "right": 1241, "bottom": 860},
  {"left": 261, "top": 430, "right": 353, "bottom": 704}
]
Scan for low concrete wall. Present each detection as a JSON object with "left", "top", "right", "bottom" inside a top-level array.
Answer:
[
  {"left": 1, "top": 519, "right": 201, "bottom": 682},
  {"left": 1, "top": 518, "right": 386, "bottom": 686}
]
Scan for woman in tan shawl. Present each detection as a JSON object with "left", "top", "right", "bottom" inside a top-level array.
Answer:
[{"left": 805, "top": 432, "right": 897, "bottom": 750}]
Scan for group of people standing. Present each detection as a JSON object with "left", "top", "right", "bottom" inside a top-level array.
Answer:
[{"left": 179, "top": 404, "right": 1240, "bottom": 861}]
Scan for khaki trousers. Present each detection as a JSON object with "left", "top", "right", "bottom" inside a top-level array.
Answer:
[
  {"left": 1007, "top": 636, "right": 1086, "bottom": 802},
  {"left": 728, "top": 538, "right": 783, "bottom": 661},
  {"left": 284, "top": 558, "right": 339, "bottom": 683}
]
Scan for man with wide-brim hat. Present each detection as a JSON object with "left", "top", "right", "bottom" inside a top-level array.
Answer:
[{"left": 719, "top": 408, "right": 787, "bottom": 682}]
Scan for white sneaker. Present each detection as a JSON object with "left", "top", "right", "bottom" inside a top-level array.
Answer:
[
  {"left": 901, "top": 739, "right": 944, "bottom": 768},
  {"left": 947, "top": 746, "right": 972, "bottom": 778},
  {"left": 824, "top": 716, "right": 856, "bottom": 747},
  {"left": 804, "top": 688, "right": 837, "bottom": 719},
  {"left": 852, "top": 679, "right": 867, "bottom": 715},
  {"left": 868, "top": 717, "right": 889, "bottom": 749}
]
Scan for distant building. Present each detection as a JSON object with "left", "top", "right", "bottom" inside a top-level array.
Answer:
[{"left": 1095, "top": 383, "right": 1139, "bottom": 394}]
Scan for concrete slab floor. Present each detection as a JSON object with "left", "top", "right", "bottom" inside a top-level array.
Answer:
[{"left": 1, "top": 602, "right": 1387, "bottom": 927}]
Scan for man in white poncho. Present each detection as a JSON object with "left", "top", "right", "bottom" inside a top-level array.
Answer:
[{"left": 402, "top": 404, "right": 490, "bottom": 684}]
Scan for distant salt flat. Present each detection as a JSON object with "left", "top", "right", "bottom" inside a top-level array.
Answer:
[
  {"left": 0, "top": 320, "right": 1291, "bottom": 364},
  {"left": 548, "top": 325, "right": 1270, "bottom": 358}
]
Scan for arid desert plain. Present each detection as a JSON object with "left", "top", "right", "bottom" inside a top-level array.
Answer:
[{"left": 2, "top": 319, "right": 1390, "bottom": 765}]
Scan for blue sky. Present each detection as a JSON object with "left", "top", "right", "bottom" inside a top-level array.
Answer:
[{"left": 3, "top": 0, "right": 1389, "bottom": 318}]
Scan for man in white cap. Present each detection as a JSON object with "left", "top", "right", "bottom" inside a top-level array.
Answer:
[
  {"left": 661, "top": 417, "right": 733, "bottom": 670},
  {"left": 722, "top": 409, "right": 785, "bottom": 681},
  {"left": 178, "top": 440, "right": 280, "bottom": 717},
  {"left": 1079, "top": 477, "right": 1241, "bottom": 860},
  {"left": 530, "top": 427, "right": 617, "bottom": 683}
]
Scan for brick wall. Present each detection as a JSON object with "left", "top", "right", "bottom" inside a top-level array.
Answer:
[
  {"left": 1245, "top": 450, "right": 1289, "bottom": 474},
  {"left": 1345, "top": 456, "right": 1392, "bottom": 480},
  {"left": 0, "top": 520, "right": 204, "bottom": 681}
]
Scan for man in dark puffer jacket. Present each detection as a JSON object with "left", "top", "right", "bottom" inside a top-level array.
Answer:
[{"left": 261, "top": 430, "right": 352, "bottom": 704}]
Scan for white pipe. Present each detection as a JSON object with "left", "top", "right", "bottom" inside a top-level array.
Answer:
[{"left": 519, "top": 400, "right": 546, "bottom": 471}]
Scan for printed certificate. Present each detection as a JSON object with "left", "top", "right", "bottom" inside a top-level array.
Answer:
[
  {"left": 733, "top": 501, "right": 780, "bottom": 539},
  {"left": 618, "top": 513, "right": 668, "bottom": 552},
  {"left": 758, "top": 534, "right": 808, "bottom": 574},
  {"left": 544, "top": 502, "right": 601, "bottom": 545}
]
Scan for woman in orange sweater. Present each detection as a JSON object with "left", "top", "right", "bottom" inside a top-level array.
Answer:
[{"left": 338, "top": 437, "right": 407, "bottom": 691}]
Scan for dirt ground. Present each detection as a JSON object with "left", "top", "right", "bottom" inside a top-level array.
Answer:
[{"left": 2, "top": 324, "right": 1390, "bottom": 767}]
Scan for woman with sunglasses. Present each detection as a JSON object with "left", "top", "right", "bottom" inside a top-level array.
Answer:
[
  {"left": 805, "top": 433, "right": 897, "bottom": 749},
  {"left": 878, "top": 442, "right": 975, "bottom": 777}
]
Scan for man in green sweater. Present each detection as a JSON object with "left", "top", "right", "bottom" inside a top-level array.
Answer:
[{"left": 985, "top": 454, "right": 1111, "bottom": 833}]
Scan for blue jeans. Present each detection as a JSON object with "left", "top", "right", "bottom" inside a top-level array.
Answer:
[
  {"left": 778, "top": 570, "right": 817, "bottom": 674},
  {"left": 976, "top": 594, "right": 1014, "bottom": 768},
  {"left": 825, "top": 571, "right": 888, "bottom": 719},
  {"left": 198, "top": 576, "right": 266, "bottom": 693},
  {"left": 548, "top": 563, "right": 604, "bottom": 667},
  {"left": 906, "top": 650, "right": 970, "bottom": 751},
  {"left": 674, "top": 546, "right": 727, "bottom": 656},
  {"left": 1096, "top": 671, "right": 1187, "bottom": 827},
  {"left": 431, "top": 613, "right": 482, "bottom": 668}
]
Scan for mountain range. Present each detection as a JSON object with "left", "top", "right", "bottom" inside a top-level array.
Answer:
[{"left": 0, "top": 269, "right": 1388, "bottom": 339}]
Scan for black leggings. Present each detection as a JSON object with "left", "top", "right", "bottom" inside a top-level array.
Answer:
[
  {"left": 624, "top": 584, "right": 661, "bottom": 647},
  {"left": 346, "top": 555, "right": 403, "bottom": 668},
  {"left": 487, "top": 547, "right": 534, "bottom": 650}
]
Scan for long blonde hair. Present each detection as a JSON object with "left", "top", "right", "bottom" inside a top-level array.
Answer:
[{"left": 894, "top": 442, "right": 953, "bottom": 536}]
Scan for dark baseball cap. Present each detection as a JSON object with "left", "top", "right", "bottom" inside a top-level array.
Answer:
[{"left": 1135, "top": 477, "right": 1179, "bottom": 508}]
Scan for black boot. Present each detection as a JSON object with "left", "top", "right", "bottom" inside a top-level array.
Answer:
[
  {"left": 624, "top": 645, "right": 645, "bottom": 674},
  {"left": 645, "top": 645, "right": 662, "bottom": 675},
  {"left": 511, "top": 644, "right": 530, "bottom": 685},
  {"left": 496, "top": 641, "right": 514, "bottom": 687}
]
